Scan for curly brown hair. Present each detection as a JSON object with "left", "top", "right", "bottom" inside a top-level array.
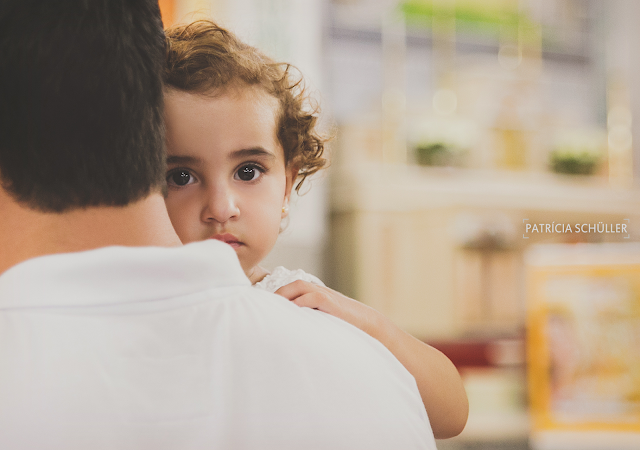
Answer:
[{"left": 164, "top": 20, "right": 327, "bottom": 191}]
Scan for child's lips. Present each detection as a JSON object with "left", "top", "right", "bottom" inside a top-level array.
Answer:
[{"left": 211, "top": 233, "right": 242, "bottom": 249}]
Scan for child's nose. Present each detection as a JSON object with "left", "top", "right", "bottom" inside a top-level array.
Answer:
[{"left": 202, "top": 185, "right": 240, "bottom": 224}]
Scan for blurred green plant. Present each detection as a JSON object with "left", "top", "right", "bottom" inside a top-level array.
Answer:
[
  {"left": 415, "top": 142, "right": 464, "bottom": 166},
  {"left": 549, "top": 150, "right": 600, "bottom": 175},
  {"left": 400, "top": 0, "right": 531, "bottom": 36}
]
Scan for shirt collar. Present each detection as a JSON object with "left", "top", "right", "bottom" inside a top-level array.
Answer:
[{"left": 0, "top": 240, "right": 250, "bottom": 309}]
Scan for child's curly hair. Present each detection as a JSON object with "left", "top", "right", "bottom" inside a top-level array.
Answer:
[{"left": 164, "top": 20, "right": 327, "bottom": 191}]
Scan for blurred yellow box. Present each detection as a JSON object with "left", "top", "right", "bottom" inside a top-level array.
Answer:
[{"left": 526, "top": 244, "right": 640, "bottom": 449}]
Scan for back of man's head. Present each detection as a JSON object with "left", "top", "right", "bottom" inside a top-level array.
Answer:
[{"left": 0, "top": 0, "right": 166, "bottom": 213}]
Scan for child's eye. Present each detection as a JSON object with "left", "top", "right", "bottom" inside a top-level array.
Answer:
[
  {"left": 234, "top": 164, "right": 263, "bottom": 182},
  {"left": 166, "top": 169, "right": 196, "bottom": 187}
]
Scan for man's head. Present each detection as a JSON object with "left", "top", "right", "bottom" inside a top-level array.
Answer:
[{"left": 0, "top": 0, "right": 166, "bottom": 213}]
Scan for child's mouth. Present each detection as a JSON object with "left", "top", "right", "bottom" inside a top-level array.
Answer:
[{"left": 211, "top": 233, "right": 242, "bottom": 249}]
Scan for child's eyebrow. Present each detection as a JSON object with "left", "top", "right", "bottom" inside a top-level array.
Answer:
[
  {"left": 166, "top": 155, "right": 202, "bottom": 165},
  {"left": 230, "top": 147, "right": 276, "bottom": 161}
]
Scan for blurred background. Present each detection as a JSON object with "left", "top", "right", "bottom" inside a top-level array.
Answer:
[{"left": 159, "top": 1, "right": 640, "bottom": 448}]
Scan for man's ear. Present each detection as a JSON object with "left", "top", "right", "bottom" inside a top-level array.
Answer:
[{"left": 282, "top": 163, "right": 300, "bottom": 218}]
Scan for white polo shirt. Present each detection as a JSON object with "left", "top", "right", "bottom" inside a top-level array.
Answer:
[{"left": 0, "top": 240, "right": 436, "bottom": 450}]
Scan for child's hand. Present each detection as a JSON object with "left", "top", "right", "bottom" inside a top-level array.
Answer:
[{"left": 275, "top": 280, "right": 385, "bottom": 339}]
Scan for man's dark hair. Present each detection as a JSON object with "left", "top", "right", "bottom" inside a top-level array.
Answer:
[{"left": 0, "top": 0, "right": 166, "bottom": 212}]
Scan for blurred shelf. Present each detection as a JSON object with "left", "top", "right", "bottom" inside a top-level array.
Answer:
[
  {"left": 331, "top": 163, "right": 640, "bottom": 215},
  {"left": 329, "top": 25, "right": 590, "bottom": 66}
]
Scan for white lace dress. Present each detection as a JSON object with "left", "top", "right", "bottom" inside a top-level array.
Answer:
[{"left": 253, "top": 266, "right": 325, "bottom": 293}]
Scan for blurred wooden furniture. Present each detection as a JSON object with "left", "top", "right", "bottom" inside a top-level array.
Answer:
[{"left": 328, "top": 162, "right": 640, "bottom": 340}]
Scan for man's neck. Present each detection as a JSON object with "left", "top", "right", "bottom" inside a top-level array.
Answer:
[{"left": 0, "top": 191, "right": 182, "bottom": 275}]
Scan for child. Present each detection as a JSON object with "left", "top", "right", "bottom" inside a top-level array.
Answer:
[{"left": 163, "top": 20, "right": 468, "bottom": 439}]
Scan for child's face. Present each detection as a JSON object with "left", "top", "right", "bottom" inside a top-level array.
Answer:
[{"left": 164, "top": 87, "right": 296, "bottom": 280}]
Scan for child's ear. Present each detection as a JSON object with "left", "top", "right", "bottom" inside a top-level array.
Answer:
[
  {"left": 283, "top": 163, "right": 300, "bottom": 217},
  {"left": 285, "top": 163, "right": 300, "bottom": 197}
]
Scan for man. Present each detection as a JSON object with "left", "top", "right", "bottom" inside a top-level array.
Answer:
[{"left": 0, "top": 1, "right": 436, "bottom": 449}]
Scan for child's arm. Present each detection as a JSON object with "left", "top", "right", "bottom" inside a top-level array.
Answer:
[{"left": 275, "top": 280, "right": 469, "bottom": 439}]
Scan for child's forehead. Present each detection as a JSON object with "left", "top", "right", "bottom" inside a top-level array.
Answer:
[
  {"left": 165, "top": 85, "right": 285, "bottom": 160},
  {"left": 200, "top": 85, "right": 283, "bottom": 138},
  {"left": 166, "top": 85, "right": 281, "bottom": 128}
]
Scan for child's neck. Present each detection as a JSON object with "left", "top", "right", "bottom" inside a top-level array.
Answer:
[{"left": 247, "top": 265, "right": 270, "bottom": 285}]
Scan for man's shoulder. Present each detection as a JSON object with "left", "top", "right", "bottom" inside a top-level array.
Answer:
[
  {"left": 0, "top": 240, "right": 250, "bottom": 309},
  {"left": 198, "top": 289, "right": 436, "bottom": 448},
  {"left": 215, "top": 288, "right": 421, "bottom": 405},
  {"left": 0, "top": 244, "right": 436, "bottom": 449}
]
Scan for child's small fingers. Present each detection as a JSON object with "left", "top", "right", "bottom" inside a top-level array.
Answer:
[
  {"left": 292, "top": 292, "right": 329, "bottom": 311},
  {"left": 275, "top": 280, "right": 321, "bottom": 300}
]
